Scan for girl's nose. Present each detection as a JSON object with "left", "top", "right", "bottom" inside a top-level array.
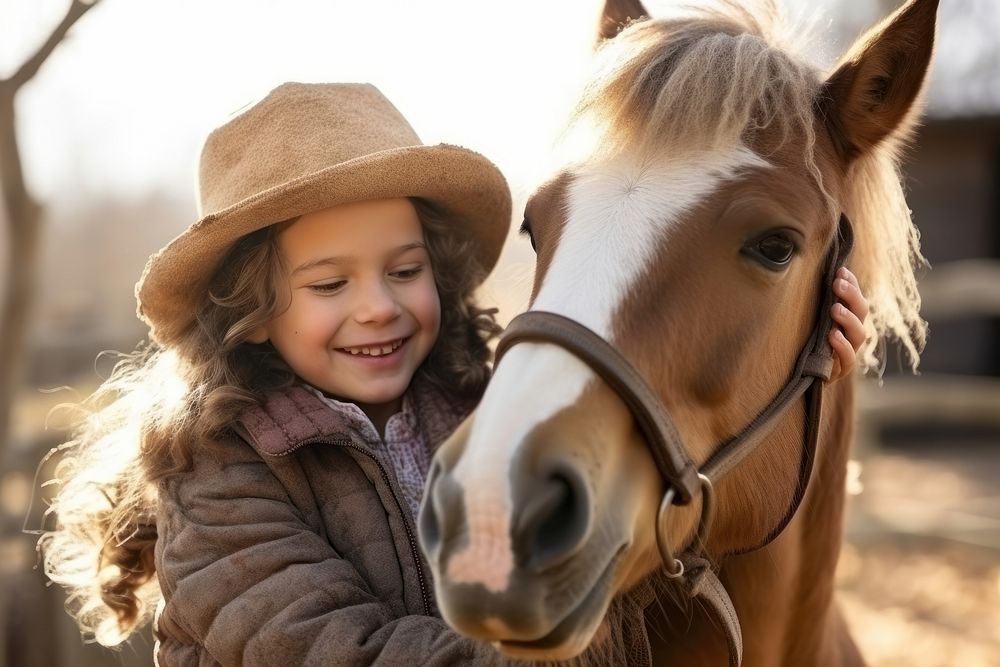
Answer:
[{"left": 354, "top": 281, "right": 402, "bottom": 324}]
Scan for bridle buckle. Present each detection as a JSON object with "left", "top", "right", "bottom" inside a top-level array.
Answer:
[{"left": 656, "top": 473, "right": 715, "bottom": 578}]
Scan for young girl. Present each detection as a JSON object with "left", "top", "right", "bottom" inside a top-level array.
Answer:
[{"left": 40, "top": 82, "right": 869, "bottom": 666}]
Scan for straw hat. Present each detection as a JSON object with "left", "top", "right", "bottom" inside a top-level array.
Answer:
[{"left": 136, "top": 82, "right": 512, "bottom": 346}]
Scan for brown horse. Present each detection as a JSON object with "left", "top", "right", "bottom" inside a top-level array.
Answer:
[{"left": 419, "top": 0, "right": 936, "bottom": 664}]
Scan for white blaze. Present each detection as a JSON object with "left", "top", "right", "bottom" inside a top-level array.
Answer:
[{"left": 446, "top": 148, "right": 767, "bottom": 592}]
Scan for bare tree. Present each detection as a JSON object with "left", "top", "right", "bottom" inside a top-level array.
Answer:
[{"left": 0, "top": 0, "right": 101, "bottom": 457}]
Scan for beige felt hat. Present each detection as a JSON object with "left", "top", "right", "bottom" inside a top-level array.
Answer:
[{"left": 136, "top": 82, "right": 512, "bottom": 346}]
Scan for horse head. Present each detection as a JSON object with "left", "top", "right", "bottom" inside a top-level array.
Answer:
[{"left": 420, "top": 0, "right": 936, "bottom": 661}]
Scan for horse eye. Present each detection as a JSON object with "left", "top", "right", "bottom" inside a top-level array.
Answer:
[
  {"left": 743, "top": 232, "right": 797, "bottom": 270},
  {"left": 519, "top": 218, "right": 537, "bottom": 252}
]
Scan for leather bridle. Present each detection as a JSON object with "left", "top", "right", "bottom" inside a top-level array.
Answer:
[{"left": 493, "top": 214, "right": 855, "bottom": 667}]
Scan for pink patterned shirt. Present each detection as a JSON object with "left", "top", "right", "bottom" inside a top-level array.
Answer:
[{"left": 304, "top": 379, "right": 473, "bottom": 522}]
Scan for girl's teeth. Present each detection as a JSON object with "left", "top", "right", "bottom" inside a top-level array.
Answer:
[{"left": 343, "top": 339, "right": 402, "bottom": 356}]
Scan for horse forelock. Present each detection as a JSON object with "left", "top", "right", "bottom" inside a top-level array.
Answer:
[{"left": 569, "top": 4, "right": 825, "bottom": 163}]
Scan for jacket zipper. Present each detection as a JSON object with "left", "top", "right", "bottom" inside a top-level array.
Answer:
[{"left": 266, "top": 435, "right": 433, "bottom": 617}]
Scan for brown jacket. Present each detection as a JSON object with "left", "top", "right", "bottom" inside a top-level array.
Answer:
[{"left": 152, "top": 381, "right": 503, "bottom": 666}]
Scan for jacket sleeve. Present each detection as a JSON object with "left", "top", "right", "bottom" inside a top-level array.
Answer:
[{"left": 154, "top": 436, "right": 506, "bottom": 667}]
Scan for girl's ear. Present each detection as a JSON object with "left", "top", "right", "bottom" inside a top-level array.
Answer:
[{"left": 246, "top": 326, "right": 269, "bottom": 344}]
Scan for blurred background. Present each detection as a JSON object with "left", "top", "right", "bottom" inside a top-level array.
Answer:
[{"left": 0, "top": 0, "right": 997, "bottom": 665}]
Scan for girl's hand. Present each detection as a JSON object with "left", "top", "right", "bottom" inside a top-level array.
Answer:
[{"left": 828, "top": 267, "right": 869, "bottom": 382}]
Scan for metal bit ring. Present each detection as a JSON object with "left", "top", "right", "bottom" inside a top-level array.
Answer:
[{"left": 656, "top": 474, "right": 714, "bottom": 579}]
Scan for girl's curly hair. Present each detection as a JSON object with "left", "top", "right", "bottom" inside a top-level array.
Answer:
[{"left": 39, "top": 198, "right": 502, "bottom": 646}]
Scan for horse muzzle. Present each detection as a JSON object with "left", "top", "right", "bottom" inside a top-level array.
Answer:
[{"left": 418, "top": 409, "right": 644, "bottom": 659}]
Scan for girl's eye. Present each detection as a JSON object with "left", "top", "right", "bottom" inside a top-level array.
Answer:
[
  {"left": 391, "top": 266, "right": 424, "bottom": 280},
  {"left": 310, "top": 280, "right": 346, "bottom": 294},
  {"left": 519, "top": 217, "right": 537, "bottom": 252},
  {"left": 742, "top": 231, "right": 797, "bottom": 271}
]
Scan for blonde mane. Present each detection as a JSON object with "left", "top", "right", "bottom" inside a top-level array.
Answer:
[{"left": 565, "top": 0, "right": 925, "bottom": 371}]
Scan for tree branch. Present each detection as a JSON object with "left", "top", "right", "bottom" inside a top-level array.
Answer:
[{"left": 4, "top": 0, "right": 100, "bottom": 91}]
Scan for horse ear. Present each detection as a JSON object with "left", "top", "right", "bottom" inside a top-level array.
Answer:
[
  {"left": 597, "top": 0, "right": 648, "bottom": 46},
  {"left": 821, "top": 0, "right": 940, "bottom": 161}
]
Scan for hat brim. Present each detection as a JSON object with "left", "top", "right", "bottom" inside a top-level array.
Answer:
[{"left": 136, "top": 143, "right": 512, "bottom": 345}]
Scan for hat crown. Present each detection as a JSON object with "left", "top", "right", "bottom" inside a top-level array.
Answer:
[{"left": 198, "top": 83, "right": 421, "bottom": 218}]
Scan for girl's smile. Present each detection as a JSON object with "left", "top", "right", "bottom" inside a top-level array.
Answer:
[
  {"left": 336, "top": 336, "right": 407, "bottom": 357},
  {"left": 250, "top": 198, "right": 442, "bottom": 422},
  {"left": 334, "top": 336, "right": 411, "bottom": 369}
]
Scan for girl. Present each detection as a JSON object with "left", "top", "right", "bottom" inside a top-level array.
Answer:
[{"left": 40, "top": 82, "right": 869, "bottom": 666}]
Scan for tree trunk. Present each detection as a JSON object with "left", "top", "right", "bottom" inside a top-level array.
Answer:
[
  {"left": 0, "top": 84, "right": 43, "bottom": 458},
  {"left": 0, "top": 0, "right": 98, "bottom": 459}
]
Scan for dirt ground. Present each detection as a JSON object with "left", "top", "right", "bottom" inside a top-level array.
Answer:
[{"left": 838, "top": 443, "right": 1000, "bottom": 667}]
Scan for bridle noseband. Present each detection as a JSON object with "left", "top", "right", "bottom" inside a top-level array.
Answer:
[{"left": 493, "top": 215, "right": 854, "bottom": 667}]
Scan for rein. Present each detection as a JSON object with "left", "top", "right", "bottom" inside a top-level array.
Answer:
[{"left": 493, "top": 214, "right": 854, "bottom": 667}]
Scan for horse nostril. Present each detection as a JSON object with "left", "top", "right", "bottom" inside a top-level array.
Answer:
[
  {"left": 418, "top": 461, "right": 443, "bottom": 561},
  {"left": 514, "top": 464, "right": 591, "bottom": 572},
  {"left": 418, "top": 459, "right": 467, "bottom": 567},
  {"left": 418, "top": 496, "right": 440, "bottom": 559}
]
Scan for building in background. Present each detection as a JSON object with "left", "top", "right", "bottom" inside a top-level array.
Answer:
[{"left": 905, "top": 115, "right": 1000, "bottom": 376}]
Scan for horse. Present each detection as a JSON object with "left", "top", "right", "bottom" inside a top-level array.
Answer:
[{"left": 419, "top": 0, "right": 936, "bottom": 664}]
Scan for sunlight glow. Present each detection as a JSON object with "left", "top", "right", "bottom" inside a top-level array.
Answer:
[{"left": 3, "top": 0, "right": 603, "bottom": 202}]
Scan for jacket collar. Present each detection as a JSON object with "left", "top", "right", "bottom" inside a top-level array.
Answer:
[{"left": 236, "top": 377, "right": 476, "bottom": 457}]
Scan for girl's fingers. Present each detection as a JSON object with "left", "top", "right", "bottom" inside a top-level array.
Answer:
[
  {"left": 837, "top": 266, "right": 860, "bottom": 290},
  {"left": 834, "top": 274, "right": 869, "bottom": 323},
  {"left": 828, "top": 328, "right": 855, "bottom": 380},
  {"left": 828, "top": 267, "right": 867, "bottom": 382},
  {"left": 831, "top": 303, "right": 866, "bottom": 351}
]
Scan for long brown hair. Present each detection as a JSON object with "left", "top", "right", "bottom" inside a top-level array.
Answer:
[{"left": 39, "top": 198, "right": 501, "bottom": 646}]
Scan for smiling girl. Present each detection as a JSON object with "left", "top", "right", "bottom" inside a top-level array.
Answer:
[{"left": 40, "top": 82, "right": 513, "bottom": 665}]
